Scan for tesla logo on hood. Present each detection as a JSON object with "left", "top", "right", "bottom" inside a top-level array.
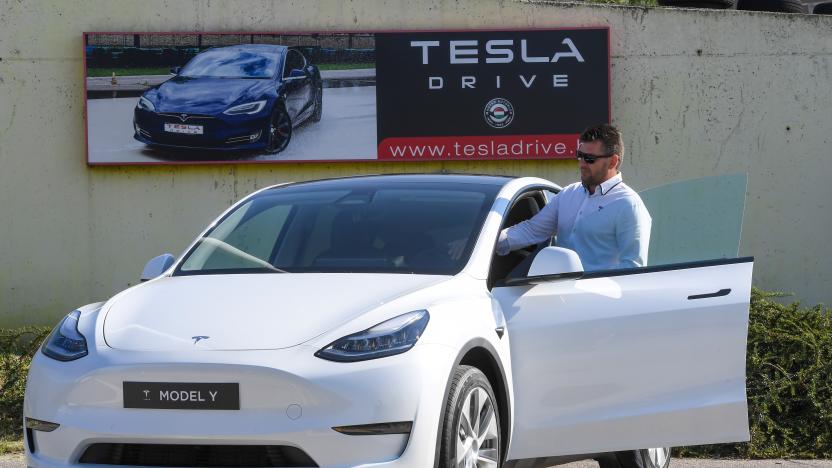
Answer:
[
  {"left": 192, "top": 336, "right": 210, "bottom": 344},
  {"left": 178, "top": 114, "right": 190, "bottom": 122}
]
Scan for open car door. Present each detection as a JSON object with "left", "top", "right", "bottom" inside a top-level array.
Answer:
[{"left": 494, "top": 174, "right": 752, "bottom": 463}]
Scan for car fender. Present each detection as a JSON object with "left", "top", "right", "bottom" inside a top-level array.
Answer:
[{"left": 432, "top": 337, "right": 512, "bottom": 468}]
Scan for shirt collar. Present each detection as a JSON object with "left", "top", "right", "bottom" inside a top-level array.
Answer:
[{"left": 597, "top": 172, "right": 623, "bottom": 195}]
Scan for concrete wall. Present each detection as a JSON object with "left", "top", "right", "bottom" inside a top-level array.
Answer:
[{"left": 1, "top": 0, "right": 830, "bottom": 327}]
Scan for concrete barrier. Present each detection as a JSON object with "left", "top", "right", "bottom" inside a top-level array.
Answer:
[{"left": 0, "top": 0, "right": 830, "bottom": 326}]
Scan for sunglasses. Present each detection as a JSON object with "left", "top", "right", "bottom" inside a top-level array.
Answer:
[{"left": 576, "top": 150, "right": 614, "bottom": 164}]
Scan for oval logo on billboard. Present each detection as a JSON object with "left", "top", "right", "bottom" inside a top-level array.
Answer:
[{"left": 483, "top": 98, "right": 514, "bottom": 129}]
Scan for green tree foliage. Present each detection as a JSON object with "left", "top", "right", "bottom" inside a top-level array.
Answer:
[
  {"left": 679, "top": 289, "right": 832, "bottom": 458},
  {"left": 0, "top": 327, "right": 50, "bottom": 441}
]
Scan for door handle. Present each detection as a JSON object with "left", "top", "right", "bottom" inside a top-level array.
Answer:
[{"left": 688, "top": 288, "right": 731, "bottom": 300}]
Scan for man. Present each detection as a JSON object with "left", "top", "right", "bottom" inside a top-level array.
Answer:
[
  {"left": 496, "top": 123, "right": 651, "bottom": 272},
  {"left": 498, "top": 123, "right": 655, "bottom": 468}
]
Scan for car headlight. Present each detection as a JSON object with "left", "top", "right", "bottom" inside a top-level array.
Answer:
[
  {"left": 41, "top": 310, "right": 88, "bottom": 362},
  {"left": 315, "top": 310, "right": 430, "bottom": 362},
  {"left": 223, "top": 100, "right": 267, "bottom": 115},
  {"left": 137, "top": 96, "right": 156, "bottom": 112}
]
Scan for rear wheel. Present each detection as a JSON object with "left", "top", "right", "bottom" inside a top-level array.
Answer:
[
  {"left": 266, "top": 103, "right": 292, "bottom": 154},
  {"left": 439, "top": 366, "right": 501, "bottom": 468},
  {"left": 311, "top": 85, "right": 323, "bottom": 123}
]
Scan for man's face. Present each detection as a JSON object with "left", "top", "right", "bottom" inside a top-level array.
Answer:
[{"left": 578, "top": 140, "right": 617, "bottom": 187}]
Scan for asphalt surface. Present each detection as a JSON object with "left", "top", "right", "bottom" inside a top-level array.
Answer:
[
  {"left": 86, "top": 86, "right": 377, "bottom": 164},
  {"left": 3, "top": 453, "right": 832, "bottom": 468}
]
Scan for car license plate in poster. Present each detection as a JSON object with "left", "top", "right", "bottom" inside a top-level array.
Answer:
[
  {"left": 123, "top": 382, "right": 239, "bottom": 410},
  {"left": 164, "top": 123, "right": 203, "bottom": 134}
]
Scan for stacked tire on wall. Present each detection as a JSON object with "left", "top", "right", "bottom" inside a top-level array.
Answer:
[{"left": 658, "top": 0, "right": 815, "bottom": 12}]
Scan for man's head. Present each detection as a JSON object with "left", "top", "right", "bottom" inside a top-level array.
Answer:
[{"left": 577, "top": 124, "right": 624, "bottom": 189}]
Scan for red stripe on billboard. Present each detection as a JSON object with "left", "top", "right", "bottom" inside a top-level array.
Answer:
[{"left": 378, "top": 134, "right": 580, "bottom": 161}]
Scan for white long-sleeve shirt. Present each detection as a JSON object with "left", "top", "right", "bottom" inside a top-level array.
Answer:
[{"left": 497, "top": 173, "right": 652, "bottom": 271}]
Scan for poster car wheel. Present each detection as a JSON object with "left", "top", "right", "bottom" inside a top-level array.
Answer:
[
  {"left": 312, "top": 84, "right": 323, "bottom": 123},
  {"left": 266, "top": 103, "right": 292, "bottom": 154}
]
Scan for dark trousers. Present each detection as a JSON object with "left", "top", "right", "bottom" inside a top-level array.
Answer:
[{"left": 596, "top": 450, "right": 648, "bottom": 468}]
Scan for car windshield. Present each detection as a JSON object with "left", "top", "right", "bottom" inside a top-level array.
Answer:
[
  {"left": 179, "top": 48, "right": 279, "bottom": 78},
  {"left": 175, "top": 180, "right": 501, "bottom": 275}
]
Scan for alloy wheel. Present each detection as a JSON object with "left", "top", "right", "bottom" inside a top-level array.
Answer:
[
  {"left": 455, "top": 387, "right": 500, "bottom": 468},
  {"left": 267, "top": 107, "right": 292, "bottom": 153},
  {"left": 647, "top": 447, "right": 670, "bottom": 467}
]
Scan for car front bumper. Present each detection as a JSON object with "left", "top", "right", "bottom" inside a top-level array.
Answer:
[
  {"left": 133, "top": 108, "right": 270, "bottom": 151},
  {"left": 24, "top": 343, "right": 456, "bottom": 467}
]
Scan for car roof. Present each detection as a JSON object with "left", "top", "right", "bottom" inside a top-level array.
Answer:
[
  {"left": 255, "top": 174, "right": 518, "bottom": 193},
  {"left": 264, "top": 174, "right": 518, "bottom": 192}
]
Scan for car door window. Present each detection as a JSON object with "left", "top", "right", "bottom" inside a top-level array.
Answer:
[
  {"left": 639, "top": 173, "right": 747, "bottom": 266},
  {"left": 283, "top": 50, "right": 305, "bottom": 77},
  {"left": 487, "top": 190, "right": 546, "bottom": 288}
]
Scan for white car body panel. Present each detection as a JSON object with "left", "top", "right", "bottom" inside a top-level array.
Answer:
[
  {"left": 24, "top": 175, "right": 753, "bottom": 468},
  {"left": 103, "top": 273, "right": 446, "bottom": 351},
  {"left": 496, "top": 260, "right": 753, "bottom": 460}
]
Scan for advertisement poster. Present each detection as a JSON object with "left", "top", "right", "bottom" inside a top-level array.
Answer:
[{"left": 84, "top": 29, "right": 609, "bottom": 165}]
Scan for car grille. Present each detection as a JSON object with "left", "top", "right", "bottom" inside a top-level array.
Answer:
[
  {"left": 78, "top": 443, "right": 319, "bottom": 467},
  {"left": 158, "top": 113, "right": 215, "bottom": 122}
]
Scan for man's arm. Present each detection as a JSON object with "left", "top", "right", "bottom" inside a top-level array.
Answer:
[
  {"left": 614, "top": 199, "right": 652, "bottom": 268},
  {"left": 496, "top": 197, "right": 559, "bottom": 256}
]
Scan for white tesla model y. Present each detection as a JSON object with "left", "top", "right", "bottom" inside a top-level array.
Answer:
[{"left": 24, "top": 174, "right": 753, "bottom": 468}]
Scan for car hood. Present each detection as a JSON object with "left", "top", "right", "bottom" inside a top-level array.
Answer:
[
  {"left": 152, "top": 76, "right": 272, "bottom": 114},
  {"left": 102, "top": 273, "right": 448, "bottom": 351}
]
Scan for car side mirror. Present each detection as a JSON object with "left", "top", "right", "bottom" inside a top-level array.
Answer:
[
  {"left": 141, "top": 253, "right": 175, "bottom": 282},
  {"left": 169, "top": 66, "right": 181, "bottom": 75},
  {"left": 527, "top": 247, "right": 584, "bottom": 277},
  {"left": 287, "top": 68, "right": 306, "bottom": 79}
]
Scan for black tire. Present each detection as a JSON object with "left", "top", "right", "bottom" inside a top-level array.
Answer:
[
  {"left": 597, "top": 448, "right": 672, "bottom": 468},
  {"left": 311, "top": 85, "right": 323, "bottom": 123},
  {"left": 265, "top": 103, "right": 292, "bottom": 154},
  {"left": 814, "top": 2, "right": 832, "bottom": 14},
  {"left": 438, "top": 366, "right": 501, "bottom": 468},
  {"left": 658, "top": 0, "right": 736, "bottom": 8},
  {"left": 736, "top": 0, "right": 807, "bottom": 12}
]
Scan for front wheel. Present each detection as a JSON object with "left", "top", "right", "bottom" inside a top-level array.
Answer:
[
  {"left": 599, "top": 448, "right": 671, "bottom": 468},
  {"left": 265, "top": 104, "right": 292, "bottom": 154},
  {"left": 439, "top": 365, "right": 501, "bottom": 468}
]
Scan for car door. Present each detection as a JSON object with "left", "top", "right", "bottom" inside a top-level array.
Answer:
[
  {"left": 281, "top": 49, "right": 313, "bottom": 120},
  {"left": 495, "top": 258, "right": 752, "bottom": 461},
  {"left": 494, "top": 174, "right": 753, "bottom": 463}
]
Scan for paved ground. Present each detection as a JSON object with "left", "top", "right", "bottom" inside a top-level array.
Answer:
[
  {"left": 3, "top": 453, "right": 831, "bottom": 468},
  {"left": 87, "top": 86, "right": 377, "bottom": 164}
]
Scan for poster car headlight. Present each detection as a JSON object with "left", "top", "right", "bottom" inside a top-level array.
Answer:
[
  {"left": 136, "top": 96, "right": 156, "bottom": 112},
  {"left": 223, "top": 100, "right": 267, "bottom": 115}
]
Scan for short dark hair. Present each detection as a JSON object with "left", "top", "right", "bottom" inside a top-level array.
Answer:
[{"left": 579, "top": 123, "right": 624, "bottom": 157}]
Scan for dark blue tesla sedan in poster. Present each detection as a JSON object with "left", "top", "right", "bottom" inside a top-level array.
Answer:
[{"left": 133, "top": 44, "right": 322, "bottom": 154}]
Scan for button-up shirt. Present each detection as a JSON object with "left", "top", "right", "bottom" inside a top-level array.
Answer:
[{"left": 497, "top": 173, "right": 652, "bottom": 271}]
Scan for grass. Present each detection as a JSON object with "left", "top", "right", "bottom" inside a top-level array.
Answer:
[
  {"left": 0, "top": 438, "right": 22, "bottom": 455},
  {"left": 86, "top": 62, "right": 375, "bottom": 77}
]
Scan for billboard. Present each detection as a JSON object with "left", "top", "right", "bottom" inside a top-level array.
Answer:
[{"left": 84, "top": 29, "right": 609, "bottom": 165}]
